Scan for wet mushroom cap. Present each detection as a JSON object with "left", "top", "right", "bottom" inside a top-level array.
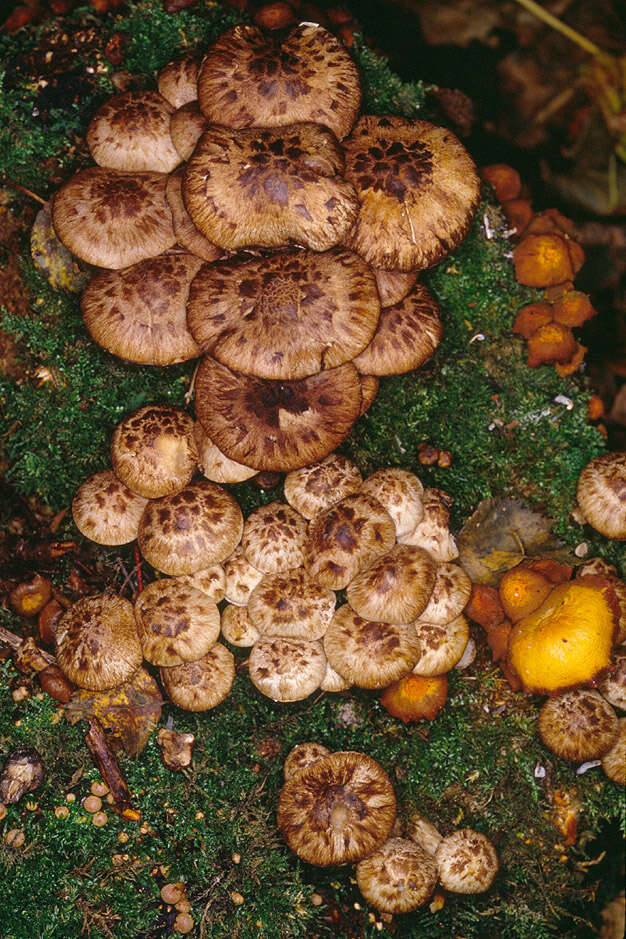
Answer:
[
  {"left": 159, "top": 642, "right": 235, "bottom": 711},
  {"left": 186, "top": 247, "right": 380, "bottom": 381},
  {"left": 134, "top": 578, "right": 220, "bottom": 666},
  {"left": 283, "top": 454, "right": 363, "bottom": 520},
  {"left": 165, "top": 170, "right": 223, "bottom": 263},
  {"left": 360, "top": 467, "right": 424, "bottom": 538},
  {"left": 248, "top": 567, "right": 336, "bottom": 639},
  {"left": 538, "top": 688, "right": 619, "bottom": 762},
  {"left": 241, "top": 501, "right": 308, "bottom": 574},
  {"left": 111, "top": 404, "right": 198, "bottom": 499},
  {"left": 356, "top": 837, "right": 438, "bottom": 913},
  {"left": 415, "top": 562, "right": 472, "bottom": 625},
  {"left": 55, "top": 594, "right": 142, "bottom": 691},
  {"left": 72, "top": 470, "right": 149, "bottom": 546},
  {"left": 248, "top": 636, "right": 326, "bottom": 702},
  {"left": 52, "top": 167, "right": 176, "bottom": 269},
  {"left": 197, "top": 23, "right": 361, "bottom": 140},
  {"left": 182, "top": 122, "right": 359, "bottom": 253},
  {"left": 194, "top": 421, "right": 258, "bottom": 484},
  {"left": 435, "top": 829, "right": 499, "bottom": 894},
  {"left": 158, "top": 53, "right": 200, "bottom": 108},
  {"left": 81, "top": 253, "right": 204, "bottom": 366},
  {"left": 346, "top": 544, "right": 437, "bottom": 625},
  {"left": 343, "top": 115, "right": 480, "bottom": 272},
  {"left": 576, "top": 452, "right": 626, "bottom": 540},
  {"left": 86, "top": 90, "right": 182, "bottom": 173},
  {"left": 194, "top": 357, "right": 363, "bottom": 472},
  {"left": 411, "top": 615, "right": 470, "bottom": 676},
  {"left": 277, "top": 750, "right": 397, "bottom": 866},
  {"left": 283, "top": 742, "right": 331, "bottom": 781},
  {"left": 220, "top": 603, "right": 260, "bottom": 647},
  {"left": 601, "top": 718, "right": 626, "bottom": 785}
]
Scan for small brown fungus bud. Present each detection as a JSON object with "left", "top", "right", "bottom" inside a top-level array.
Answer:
[
  {"left": 173, "top": 913, "right": 194, "bottom": 934},
  {"left": 38, "top": 665, "right": 73, "bottom": 703},
  {"left": 14, "top": 637, "right": 49, "bottom": 674},
  {"left": 161, "top": 882, "right": 186, "bottom": 905},
  {"left": 157, "top": 729, "right": 195, "bottom": 772},
  {"left": 10, "top": 575, "right": 52, "bottom": 618},
  {"left": 5, "top": 828, "right": 25, "bottom": 848},
  {"left": 91, "top": 811, "right": 108, "bottom": 827},
  {"left": 437, "top": 450, "right": 453, "bottom": 468},
  {"left": 38, "top": 598, "right": 66, "bottom": 646},
  {"left": 83, "top": 795, "right": 102, "bottom": 814},
  {"left": 0, "top": 747, "right": 45, "bottom": 804},
  {"left": 417, "top": 443, "right": 439, "bottom": 466}
]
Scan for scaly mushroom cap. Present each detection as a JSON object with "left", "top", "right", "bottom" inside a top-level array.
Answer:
[
  {"left": 137, "top": 480, "right": 244, "bottom": 575},
  {"left": 223, "top": 548, "right": 264, "bottom": 606},
  {"left": 356, "top": 837, "right": 438, "bottom": 913},
  {"left": 169, "top": 103, "right": 208, "bottom": 160},
  {"left": 82, "top": 253, "right": 204, "bottom": 365},
  {"left": 360, "top": 467, "right": 424, "bottom": 538},
  {"left": 358, "top": 374, "right": 380, "bottom": 416},
  {"left": 165, "top": 170, "right": 223, "bottom": 262},
  {"left": 346, "top": 544, "right": 437, "bottom": 625},
  {"left": 411, "top": 615, "right": 470, "bottom": 676},
  {"left": 194, "top": 357, "right": 362, "bottom": 472},
  {"left": 373, "top": 268, "right": 418, "bottom": 307},
  {"left": 55, "top": 594, "right": 142, "bottom": 691},
  {"left": 220, "top": 604, "right": 260, "bottom": 647},
  {"left": 86, "top": 90, "right": 181, "bottom": 173},
  {"left": 111, "top": 404, "right": 198, "bottom": 499},
  {"left": 248, "top": 567, "right": 336, "bottom": 639},
  {"left": 320, "top": 661, "right": 352, "bottom": 693},
  {"left": 52, "top": 168, "right": 176, "bottom": 270},
  {"left": 352, "top": 282, "right": 443, "bottom": 376},
  {"left": 175, "top": 564, "right": 226, "bottom": 603},
  {"left": 283, "top": 742, "right": 331, "bottom": 781},
  {"left": 398, "top": 488, "right": 459, "bottom": 562},
  {"left": 601, "top": 718, "right": 626, "bottom": 785},
  {"left": 597, "top": 645, "right": 626, "bottom": 711},
  {"left": 538, "top": 688, "right": 619, "bottom": 762},
  {"left": 134, "top": 578, "right": 220, "bottom": 666},
  {"left": 435, "top": 829, "right": 499, "bottom": 894},
  {"left": 576, "top": 452, "right": 626, "bottom": 540},
  {"left": 277, "top": 750, "right": 397, "bottom": 866},
  {"left": 72, "top": 470, "right": 149, "bottom": 546},
  {"left": 197, "top": 23, "right": 361, "bottom": 140},
  {"left": 323, "top": 604, "right": 421, "bottom": 689},
  {"left": 248, "top": 636, "right": 326, "bottom": 701},
  {"left": 304, "top": 492, "right": 397, "bottom": 590},
  {"left": 158, "top": 52, "right": 200, "bottom": 108},
  {"left": 183, "top": 122, "right": 358, "bottom": 252},
  {"left": 404, "top": 814, "right": 443, "bottom": 856},
  {"left": 194, "top": 421, "right": 257, "bottom": 484},
  {"left": 241, "top": 501, "right": 308, "bottom": 574},
  {"left": 186, "top": 247, "right": 380, "bottom": 380},
  {"left": 343, "top": 115, "right": 480, "bottom": 272},
  {"left": 283, "top": 454, "right": 363, "bottom": 520},
  {"left": 415, "top": 562, "right": 472, "bottom": 625},
  {"left": 160, "top": 642, "right": 235, "bottom": 711}
]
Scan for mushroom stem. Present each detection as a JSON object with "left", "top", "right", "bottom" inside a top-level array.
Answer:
[
  {"left": 511, "top": 0, "right": 602, "bottom": 56},
  {"left": 85, "top": 718, "right": 132, "bottom": 809}
]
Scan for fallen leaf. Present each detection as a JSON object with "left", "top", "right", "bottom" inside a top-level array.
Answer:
[{"left": 30, "top": 203, "right": 90, "bottom": 292}]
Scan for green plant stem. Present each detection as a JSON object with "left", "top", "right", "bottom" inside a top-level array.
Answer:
[{"left": 512, "top": 0, "right": 603, "bottom": 56}]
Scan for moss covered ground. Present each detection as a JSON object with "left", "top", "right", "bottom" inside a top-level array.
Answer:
[{"left": 0, "top": 3, "right": 624, "bottom": 937}]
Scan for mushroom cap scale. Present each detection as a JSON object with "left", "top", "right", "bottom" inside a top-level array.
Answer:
[
  {"left": 241, "top": 501, "right": 308, "bottom": 574},
  {"left": 538, "top": 689, "right": 619, "bottom": 762},
  {"left": 159, "top": 642, "right": 235, "bottom": 711},
  {"left": 356, "top": 837, "right": 438, "bottom": 913},
  {"left": 346, "top": 544, "right": 437, "bottom": 625},
  {"left": 283, "top": 742, "right": 331, "bottom": 781},
  {"left": 86, "top": 90, "right": 181, "bottom": 174},
  {"left": 248, "top": 636, "right": 326, "bottom": 702},
  {"left": 134, "top": 578, "right": 221, "bottom": 666},
  {"left": 158, "top": 53, "right": 200, "bottom": 109},
  {"left": 248, "top": 567, "right": 336, "bottom": 640},
  {"left": 72, "top": 470, "right": 148, "bottom": 546},
  {"left": 283, "top": 454, "right": 363, "bottom": 520},
  {"left": 435, "top": 829, "right": 499, "bottom": 894},
  {"left": 576, "top": 451, "right": 626, "bottom": 540},
  {"left": 360, "top": 467, "right": 424, "bottom": 538}
]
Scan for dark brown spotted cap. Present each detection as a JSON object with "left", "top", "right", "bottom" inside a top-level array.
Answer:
[
  {"left": 186, "top": 247, "right": 380, "bottom": 381},
  {"left": 193, "top": 356, "right": 363, "bottom": 472},
  {"left": 157, "top": 52, "right": 200, "bottom": 109},
  {"left": 197, "top": 23, "right": 361, "bottom": 140},
  {"left": 411, "top": 615, "right": 470, "bottom": 676},
  {"left": 283, "top": 453, "right": 363, "bottom": 521},
  {"left": 248, "top": 567, "right": 336, "bottom": 640},
  {"left": 277, "top": 749, "right": 397, "bottom": 866},
  {"left": 55, "top": 594, "right": 142, "bottom": 691},
  {"left": 248, "top": 635, "right": 326, "bottom": 701},
  {"left": 86, "top": 91, "right": 182, "bottom": 173},
  {"left": 538, "top": 688, "right": 619, "bottom": 763},
  {"left": 356, "top": 838, "right": 438, "bottom": 913},
  {"left": 72, "top": 469, "right": 149, "bottom": 546},
  {"left": 137, "top": 479, "right": 244, "bottom": 575},
  {"left": 182, "top": 123, "right": 359, "bottom": 252},
  {"left": 134, "top": 577, "right": 221, "bottom": 666},
  {"left": 81, "top": 253, "right": 204, "bottom": 366},
  {"left": 576, "top": 451, "right": 626, "bottom": 541},
  {"left": 241, "top": 500, "right": 308, "bottom": 574},
  {"left": 111, "top": 404, "right": 198, "bottom": 499},
  {"left": 343, "top": 115, "right": 480, "bottom": 272},
  {"left": 435, "top": 829, "right": 499, "bottom": 894},
  {"left": 415, "top": 561, "right": 472, "bottom": 625},
  {"left": 346, "top": 544, "right": 437, "bottom": 625},
  {"left": 165, "top": 170, "right": 222, "bottom": 262},
  {"left": 52, "top": 167, "right": 176, "bottom": 270},
  {"left": 373, "top": 268, "right": 418, "bottom": 308},
  {"left": 360, "top": 467, "right": 424, "bottom": 538},
  {"left": 159, "top": 642, "right": 235, "bottom": 711}
]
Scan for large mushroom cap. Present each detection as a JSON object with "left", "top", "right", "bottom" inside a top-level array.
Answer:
[
  {"left": 284, "top": 454, "right": 363, "bottom": 520},
  {"left": 55, "top": 594, "right": 142, "bottom": 691},
  {"left": 346, "top": 544, "right": 437, "bottom": 625},
  {"left": 248, "top": 567, "right": 336, "bottom": 639},
  {"left": 248, "top": 636, "right": 326, "bottom": 702},
  {"left": 72, "top": 470, "right": 148, "bottom": 546},
  {"left": 134, "top": 578, "right": 220, "bottom": 666},
  {"left": 186, "top": 248, "right": 380, "bottom": 381},
  {"left": 165, "top": 170, "right": 223, "bottom": 263},
  {"left": 194, "top": 357, "right": 362, "bottom": 472},
  {"left": 360, "top": 467, "right": 424, "bottom": 538},
  {"left": 52, "top": 167, "right": 176, "bottom": 270},
  {"left": 435, "top": 829, "right": 499, "bottom": 894},
  {"left": 159, "top": 642, "right": 235, "bottom": 711},
  {"left": 343, "top": 115, "right": 480, "bottom": 272},
  {"left": 576, "top": 451, "right": 626, "bottom": 540},
  {"left": 197, "top": 23, "right": 361, "bottom": 140},
  {"left": 538, "top": 688, "right": 619, "bottom": 762},
  {"left": 356, "top": 837, "right": 438, "bottom": 913},
  {"left": 86, "top": 90, "right": 181, "bottom": 173},
  {"left": 183, "top": 122, "right": 358, "bottom": 252},
  {"left": 277, "top": 750, "right": 397, "bottom": 866},
  {"left": 82, "top": 253, "right": 204, "bottom": 366},
  {"left": 241, "top": 501, "right": 308, "bottom": 574}
]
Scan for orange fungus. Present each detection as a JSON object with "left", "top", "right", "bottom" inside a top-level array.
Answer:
[{"left": 380, "top": 674, "right": 448, "bottom": 723}]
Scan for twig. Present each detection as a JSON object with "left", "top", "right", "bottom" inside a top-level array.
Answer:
[
  {"left": 133, "top": 544, "right": 143, "bottom": 593},
  {"left": 84, "top": 718, "right": 132, "bottom": 809},
  {"left": 0, "top": 625, "right": 56, "bottom": 665},
  {"left": 0, "top": 175, "right": 46, "bottom": 205},
  {"left": 512, "top": 0, "right": 602, "bottom": 56}
]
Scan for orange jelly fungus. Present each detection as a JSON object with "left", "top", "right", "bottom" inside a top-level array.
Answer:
[
  {"left": 498, "top": 566, "right": 553, "bottom": 623},
  {"left": 507, "top": 579, "right": 617, "bottom": 695},
  {"left": 479, "top": 164, "right": 521, "bottom": 202},
  {"left": 465, "top": 584, "right": 505, "bottom": 631},
  {"left": 513, "top": 233, "right": 584, "bottom": 288},
  {"left": 512, "top": 302, "right": 554, "bottom": 340},
  {"left": 526, "top": 323, "right": 577, "bottom": 368},
  {"left": 380, "top": 673, "right": 448, "bottom": 723}
]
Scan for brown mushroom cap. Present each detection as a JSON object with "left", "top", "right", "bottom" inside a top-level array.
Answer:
[
  {"left": 598, "top": 645, "right": 626, "bottom": 711},
  {"left": 283, "top": 454, "right": 363, "bottom": 520},
  {"left": 158, "top": 53, "right": 200, "bottom": 109},
  {"left": 601, "top": 717, "right": 626, "bottom": 785},
  {"left": 186, "top": 248, "right": 380, "bottom": 381},
  {"left": 248, "top": 567, "right": 336, "bottom": 639},
  {"left": 398, "top": 488, "right": 459, "bottom": 562},
  {"left": 111, "top": 404, "right": 198, "bottom": 499},
  {"left": 277, "top": 750, "right": 397, "bottom": 866},
  {"left": 174, "top": 564, "right": 226, "bottom": 603},
  {"left": 283, "top": 742, "right": 331, "bottom": 781},
  {"left": 248, "top": 636, "right": 326, "bottom": 701},
  {"left": 360, "top": 468, "right": 424, "bottom": 538},
  {"left": 194, "top": 356, "right": 362, "bottom": 472},
  {"left": 404, "top": 814, "right": 443, "bottom": 856},
  {"left": 320, "top": 661, "right": 352, "bottom": 693},
  {"left": 346, "top": 544, "right": 437, "bottom": 625},
  {"left": 137, "top": 480, "right": 244, "bottom": 575},
  {"left": 86, "top": 91, "right": 182, "bottom": 174},
  {"left": 411, "top": 615, "right": 470, "bottom": 676},
  {"left": 343, "top": 115, "right": 480, "bottom": 272},
  {"left": 323, "top": 604, "right": 422, "bottom": 689},
  {"left": 241, "top": 501, "right": 308, "bottom": 574},
  {"left": 72, "top": 470, "right": 149, "bottom": 546},
  {"left": 358, "top": 374, "right": 380, "bottom": 416},
  {"left": 576, "top": 452, "right": 626, "bottom": 540},
  {"left": 356, "top": 837, "right": 438, "bottom": 913},
  {"left": 373, "top": 268, "right": 418, "bottom": 307},
  {"left": 52, "top": 167, "right": 176, "bottom": 270},
  {"left": 304, "top": 492, "right": 397, "bottom": 590},
  {"left": 193, "top": 421, "right": 257, "bottom": 484},
  {"left": 183, "top": 122, "right": 358, "bottom": 253},
  {"left": 169, "top": 103, "right": 209, "bottom": 161},
  {"left": 415, "top": 562, "right": 472, "bottom": 625},
  {"left": 223, "top": 548, "right": 264, "bottom": 606},
  {"left": 165, "top": 170, "right": 223, "bottom": 263},
  {"left": 220, "top": 603, "right": 260, "bottom": 647},
  {"left": 197, "top": 23, "right": 361, "bottom": 140},
  {"left": 159, "top": 642, "right": 235, "bottom": 711},
  {"left": 435, "top": 829, "right": 499, "bottom": 894},
  {"left": 134, "top": 578, "right": 220, "bottom": 666},
  {"left": 538, "top": 689, "right": 619, "bottom": 762},
  {"left": 82, "top": 253, "right": 204, "bottom": 365},
  {"left": 55, "top": 594, "right": 142, "bottom": 691}
]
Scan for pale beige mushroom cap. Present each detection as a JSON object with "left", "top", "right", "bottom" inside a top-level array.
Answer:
[
  {"left": 174, "top": 564, "right": 226, "bottom": 603},
  {"left": 223, "top": 548, "right": 264, "bottom": 606},
  {"left": 538, "top": 689, "right": 619, "bottom": 762},
  {"left": 320, "top": 661, "right": 352, "bottom": 693},
  {"left": 576, "top": 452, "right": 626, "bottom": 540},
  {"left": 575, "top": 557, "right": 618, "bottom": 579},
  {"left": 360, "top": 467, "right": 424, "bottom": 538},
  {"left": 411, "top": 615, "right": 470, "bottom": 676},
  {"left": 111, "top": 404, "right": 198, "bottom": 499},
  {"left": 404, "top": 813, "right": 443, "bottom": 856},
  {"left": 242, "top": 501, "right": 308, "bottom": 574},
  {"left": 86, "top": 90, "right": 182, "bottom": 173},
  {"left": 194, "top": 421, "right": 258, "bottom": 484},
  {"left": 72, "top": 470, "right": 148, "bottom": 546},
  {"left": 359, "top": 374, "right": 380, "bottom": 416},
  {"left": 435, "top": 829, "right": 498, "bottom": 894},
  {"left": 415, "top": 562, "right": 472, "bottom": 625},
  {"left": 346, "top": 544, "right": 437, "bottom": 625},
  {"left": 283, "top": 454, "right": 363, "bottom": 520},
  {"left": 398, "top": 488, "right": 459, "bottom": 562},
  {"left": 220, "top": 604, "right": 260, "bottom": 648},
  {"left": 597, "top": 645, "right": 626, "bottom": 711},
  {"left": 165, "top": 170, "right": 223, "bottom": 263},
  {"left": 169, "top": 102, "right": 209, "bottom": 161},
  {"left": 277, "top": 750, "right": 396, "bottom": 866},
  {"left": 283, "top": 742, "right": 331, "bottom": 781},
  {"left": 248, "top": 567, "right": 336, "bottom": 639},
  {"left": 134, "top": 578, "right": 220, "bottom": 666},
  {"left": 601, "top": 718, "right": 626, "bottom": 785},
  {"left": 160, "top": 642, "right": 235, "bottom": 711},
  {"left": 356, "top": 837, "right": 438, "bottom": 913},
  {"left": 158, "top": 52, "right": 200, "bottom": 109},
  {"left": 323, "top": 604, "right": 421, "bottom": 689},
  {"left": 373, "top": 268, "right": 418, "bottom": 307},
  {"left": 55, "top": 594, "right": 142, "bottom": 691},
  {"left": 248, "top": 636, "right": 326, "bottom": 702}
]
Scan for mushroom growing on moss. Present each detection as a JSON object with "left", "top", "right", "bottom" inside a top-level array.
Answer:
[
  {"left": 355, "top": 837, "right": 438, "bottom": 913},
  {"left": 72, "top": 470, "right": 148, "bottom": 547},
  {"left": 380, "top": 673, "right": 448, "bottom": 722},
  {"left": 576, "top": 452, "right": 626, "bottom": 541},
  {"left": 538, "top": 688, "right": 619, "bottom": 762},
  {"left": 435, "top": 829, "right": 499, "bottom": 894}
]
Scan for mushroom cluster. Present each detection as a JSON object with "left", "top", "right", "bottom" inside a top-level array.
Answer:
[{"left": 48, "top": 21, "right": 481, "bottom": 474}]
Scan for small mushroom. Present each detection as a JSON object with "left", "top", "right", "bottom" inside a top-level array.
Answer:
[
  {"left": 283, "top": 453, "right": 363, "bottom": 520},
  {"left": 156, "top": 728, "right": 195, "bottom": 771},
  {"left": 0, "top": 748, "right": 45, "bottom": 804},
  {"left": 538, "top": 689, "right": 619, "bottom": 762},
  {"left": 346, "top": 544, "right": 437, "bottom": 625},
  {"left": 597, "top": 645, "right": 626, "bottom": 711},
  {"left": 373, "top": 268, "right": 418, "bottom": 307},
  {"left": 194, "top": 422, "right": 257, "bottom": 485},
  {"left": 9, "top": 574, "right": 53, "bottom": 618},
  {"left": 72, "top": 470, "right": 149, "bottom": 546},
  {"left": 241, "top": 501, "right": 308, "bottom": 574},
  {"left": 411, "top": 616, "right": 470, "bottom": 676},
  {"left": 380, "top": 673, "right": 448, "bottom": 722},
  {"left": 404, "top": 813, "right": 443, "bottom": 856},
  {"left": 220, "top": 604, "right": 260, "bottom": 647},
  {"left": 360, "top": 467, "right": 424, "bottom": 538},
  {"left": 415, "top": 562, "right": 472, "bottom": 625},
  {"left": 601, "top": 718, "right": 625, "bottom": 785},
  {"left": 248, "top": 636, "right": 326, "bottom": 702},
  {"left": 86, "top": 90, "right": 182, "bottom": 173},
  {"left": 175, "top": 564, "right": 226, "bottom": 604},
  {"left": 223, "top": 548, "right": 264, "bottom": 606},
  {"left": 157, "top": 52, "right": 200, "bottom": 109},
  {"left": 134, "top": 579, "right": 221, "bottom": 666},
  {"left": 355, "top": 837, "right": 438, "bottom": 913},
  {"left": 166, "top": 169, "right": 222, "bottom": 262},
  {"left": 283, "top": 742, "right": 331, "bottom": 781},
  {"left": 435, "top": 829, "right": 499, "bottom": 894},
  {"left": 576, "top": 452, "right": 626, "bottom": 541},
  {"left": 160, "top": 643, "right": 235, "bottom": 711},
  {"left": 248, "top": 567, "right": 336, "bottom": 640},
  {"left": 398, "top": 488, "right": 458, "bottom": 562}
]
